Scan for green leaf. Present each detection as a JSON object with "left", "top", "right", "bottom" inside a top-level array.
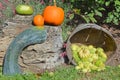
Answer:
[
  {"left": 115, "top": 0, "right": 120, "bottom": 6},
  {"left": 69, "top": 13, "right": 74, "bottom": 20},
  {"left": 113, "top": 18, "right": 119, "bottom": 25},
  {"left": 88, "top": 13, "right": 94, "bottom": 17},
  {"left": 81, "top": 15, "right": 90, "bottom": 23},
  {"left": 108, "top": 12, "right": 114, "bottom": 19},
  {"left": 115, "top": 6, "right": 120, "bottom": 12},
  {"left": 70, "top": 0, "right": 75, "bottom": 2},
  {"left": 89, "top": 17, "right": 97, "bottom": 23},
  {"left": 98, "top": 7, "right": 105, "bottom": 11},
  {"left": 94, "top": 10, "right": 102, "bottom": 17},
  {"left": 105, "top": 1, "right": 110, "bottom": 6},
  {"left": 73, "top": 8, "right": 81, "bottom": 15}
]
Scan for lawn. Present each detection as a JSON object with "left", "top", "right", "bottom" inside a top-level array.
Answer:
[{"left": 0, "top": 65, "right": 120, "bottom": 80}]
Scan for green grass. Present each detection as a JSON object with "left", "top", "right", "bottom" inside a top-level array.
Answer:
[{"left": 0, "top": 66, "right": 120, "bottom": 80}]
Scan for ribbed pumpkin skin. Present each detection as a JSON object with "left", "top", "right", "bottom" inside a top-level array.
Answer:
[
  {"left": 3, "top": 27, "right": 47, "bottom": 75},
  {"left": 33, "top": 14, "right": 44, "bottom": 26},
  {"left": 43, "top": 6, "right": 64, "bottom": 26}
]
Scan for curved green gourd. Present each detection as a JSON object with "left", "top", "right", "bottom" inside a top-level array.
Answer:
[{"left": 3, "top": 27, "right": 47, "bottom": 75}]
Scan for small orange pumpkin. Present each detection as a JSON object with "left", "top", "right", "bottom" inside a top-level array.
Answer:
[
  {"left": 33, "top": 14, "right": 44, "bottom": 27},
  {"left": 43, "top": 3, "right": 64, "bottom": 26}
]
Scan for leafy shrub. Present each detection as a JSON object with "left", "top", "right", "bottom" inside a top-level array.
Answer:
[
  {"left": 68, "top": 0, "right": 120, "bottom": 25},
  {"left": 105, "top": 0, "right": 120, "bottom": 25}
]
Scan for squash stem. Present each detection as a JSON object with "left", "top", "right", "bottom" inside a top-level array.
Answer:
[{"left": 53, "top": 0, "right": 56, "bottom": 6}]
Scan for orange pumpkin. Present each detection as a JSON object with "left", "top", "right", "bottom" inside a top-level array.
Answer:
[
  {"left": 43, "top": 5, "right": 64, "bottom": 26},
  {"left": 33, "top": 14, "right": 44, "bottom": 26}
]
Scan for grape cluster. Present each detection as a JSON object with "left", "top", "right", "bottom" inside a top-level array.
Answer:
[{"left": 71, "top": 43, "right": 107, "bottom": 73}]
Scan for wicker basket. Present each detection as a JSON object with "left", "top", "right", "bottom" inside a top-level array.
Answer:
[{"left": 66, "top": 23, "right": 117, "bottom": 65}]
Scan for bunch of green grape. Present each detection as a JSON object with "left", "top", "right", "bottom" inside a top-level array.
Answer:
[{"left": 71, "top": 43, "right": 107, "bottom": 73}]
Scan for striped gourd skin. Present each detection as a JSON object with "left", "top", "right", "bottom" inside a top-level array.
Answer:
[
  {"left": 16, "top": 4, "right": 34, "bottom": 15},
  {"left": 3, "top": 27, "right": 47, "bottom": 75}
]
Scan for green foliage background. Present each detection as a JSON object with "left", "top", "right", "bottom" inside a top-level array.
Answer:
[
  {"left": 68, "top": 0, "right": 120, "bottom": 25},
  {"left": 0, "top": 0, "right": 120, "bottom": 41},
  {"left": 0, "top": 0, "right": 120, "bottom": 25}
]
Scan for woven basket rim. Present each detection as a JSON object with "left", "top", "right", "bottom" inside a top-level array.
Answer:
[{"left": 66, "top": 23, "right": 117, "bottom": 65}]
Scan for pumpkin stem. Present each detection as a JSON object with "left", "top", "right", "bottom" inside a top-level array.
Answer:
[{"left": 53, "top": 0, "right": 56, "bottom": 6}]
